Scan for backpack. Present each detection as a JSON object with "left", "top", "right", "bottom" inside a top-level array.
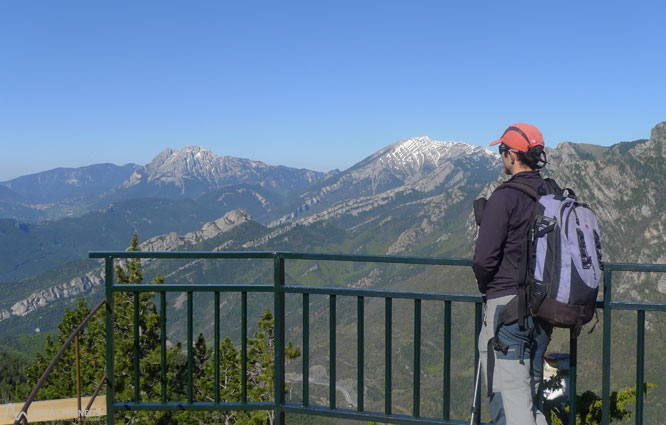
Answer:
[{"left": 492, "top": 178, "right": 604, "bottom": 336}]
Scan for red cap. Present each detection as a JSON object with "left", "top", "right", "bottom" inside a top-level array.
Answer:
[{"left": 490, "top": 123, "right": 544, "bottom": 153}]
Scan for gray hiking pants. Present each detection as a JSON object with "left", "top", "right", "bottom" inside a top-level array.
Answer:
[{"left": 478, "top": 295, "right": 552, "bottom": 425}]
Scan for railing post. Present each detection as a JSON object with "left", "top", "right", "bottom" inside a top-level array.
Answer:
[
  {"left": 76, "top": 333, "right": 82, "bottom": 425},
  {"left": 242, "top": 291, "right": 248, "bottom": 404},
  {"left": 214, "top": 291, "right": 220, "bottom": 404},
  {"left": 569, "top": 330, "right": 578, "bottom": 425},
  {"left": 636, "top": 310, "right": 645, "bottom": 425},
  {"left": 105, "top": 256, "right": 115, "bottom": 425},
  {"left": 357, "top": 296, "right": 364, "bottom": 412},
  {"left": 187, "top": 291, "right": 193, "bottom": 404},
  {"left": 443, "top": 300, "right": 452, "bottom": 421},
  {"left": 330, "top": 294, "right": 337, "bottom": 410},
  {"left": 273, "top": 253, "right": 286, "bottom": 425},
  {"left": 413, "top": 299, "right": 421, "bottom": 418},
  {"left": 602, "top": 269, "right": 612, "bottom": 425},
  {"left": 133, "top": 292, "right": 140, "bottom": 404},
  {"left": 385, "top": 297, "right": 392, "bottom": 416},
  {"left": 160, "top": 291, "right": 167, "bottom": 404},
  {"left": 303, "top": 293, "right": 310, "bottom": 407}
]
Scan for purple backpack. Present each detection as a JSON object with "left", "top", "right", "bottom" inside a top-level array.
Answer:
[{"left": 497, "top": 180, "right": 603, "bottom": 335}]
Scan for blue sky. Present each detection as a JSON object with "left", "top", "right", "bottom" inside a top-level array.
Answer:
[{"left": 1, "top": 1, "right": 665, "bottom": 181}]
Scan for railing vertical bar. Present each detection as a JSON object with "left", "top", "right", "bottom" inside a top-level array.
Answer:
[
  {"left": 602, "top": 269, "right": 612, "bottom": 425},
  {"left": 214, "top": 291, "right": 220, "bottom": 404},
  {"left": 242, "top": 291, "right": 248, "bottom": 404},
  {"left": 443, "top": 300, "right": 452, "bottom": 421},
  {"left": 187, "top": 291, "right": 193, "bottom": 404},
  {"left": 385, "top": 297, "right": 392, "bottom": 416},
  {"left": 273, "top": 255, "right": 286, "bottom": 425},
  {"left": 133, "top": 292, "right": 140, "bottom": 403},
  {"left": 303, "top": 293, "right": 310, "bottom": 407},
  {"left": 357, "top": 296, "right": 364, "bottom": 412},
  {"left": 413, "top": 299, "right": 421, "bottom": 418},
  {"left": 569, "top": 330, "right": 578, "bottom": 425},
  {"left": 330, "top": 294, "right": 337, "bottom": 410},
  {"left": 473, "top": 301, "right": 482, "bottom": 425},
  {"left": 636, "top": 310, "right": 645, "bottom": 425},
  {"left": 76, "top": 334, "right": 82, "bottom": 425},
  {"left": 105, "top": 256, "right": 115, "bottom": 425},
  {"left": 160, "top": 291, "right": 167, "bottom": 404}
]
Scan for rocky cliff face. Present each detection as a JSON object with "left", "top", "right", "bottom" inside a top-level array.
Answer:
[
  {"left": 1, "top": 209, "right": 251, "bottom": 320},
  {"left": 547, "top": 122, "right": 665, "bottom": 264}
]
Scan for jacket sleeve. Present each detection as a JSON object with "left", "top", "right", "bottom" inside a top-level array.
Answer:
[{"left": 472, "top": 191, "right": 510, "bottom": 293}]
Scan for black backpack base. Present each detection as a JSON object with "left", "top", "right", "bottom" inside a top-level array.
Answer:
[{"left": 497, "top": 295, "right": 595, "bottom": 335}]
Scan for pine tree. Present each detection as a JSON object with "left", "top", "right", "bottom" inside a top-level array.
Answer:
[
  {"left": 174, "top": 309, "right": 301, "bottom": 425},
  {"left": 14, "top": 235, "right": 179, "bottom": 425},
  {"left": 16, "top": 234, "right": 301, "bottom": 425},
  {"left": 111, "top": 234, "right": 177, "bottom": 425}
]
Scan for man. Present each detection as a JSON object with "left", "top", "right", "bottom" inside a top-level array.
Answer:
[{"left": 473, "top": 123, "right": 552, "bottom": 425}]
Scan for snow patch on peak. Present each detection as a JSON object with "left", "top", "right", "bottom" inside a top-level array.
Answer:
[{"left": 376, "top": 137, "right": 495, "bottom": 170}]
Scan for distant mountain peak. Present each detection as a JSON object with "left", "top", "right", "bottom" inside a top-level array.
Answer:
[
  {"left": 272, "top": 136, "right": 501, "bottom": 226},
  {"left": 351, "top": 137, "right": 499, "bottom": 183},
  {"left": 376, "top": 137, "right": 496, "bottom": 167},
  {"left": 120, "top": 145, "right": 324, "bottom": 198}
]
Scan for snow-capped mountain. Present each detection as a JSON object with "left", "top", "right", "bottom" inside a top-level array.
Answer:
[
  {"left": 115, "top": 145, "right": 325, "bottom": 199},
  {"left": 352, "top": 136, "right": 498, "bottom": 190},
  {"left": 271, "top": 137, "right": 501, "bottom": 225}
]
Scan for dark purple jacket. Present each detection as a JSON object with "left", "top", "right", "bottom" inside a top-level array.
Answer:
[{"left": 472, "top": 170, "right": 550, "bottom": 300}]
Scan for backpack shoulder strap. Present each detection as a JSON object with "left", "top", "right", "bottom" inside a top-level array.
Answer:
[
  {"left": 544, "top": 177, "right": 563, "bottom": 197},
  {"left": 544, "top": 177, "right": 578, "bottom": 200},
  {"left": 495, "top": 181, "right": 540, "bottom": 201},
  {"left": 493, "top": 180, "right": 540, "bottom": 330}
]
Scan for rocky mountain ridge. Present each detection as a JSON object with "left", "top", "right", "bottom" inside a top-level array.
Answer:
[
  {"left": 0, "top": 209, "right": 251, "bottom": 320},
  {"left": 270, "top": 137, "right": 500, "bottom": 226},
  {"left": 118, "top": 145, "right": 324, "bottom": 198},
  {"left": 0, "top": 146, "right": 324, "bottom": 222},
  {"left": 0, "top": 163, "right": 138, "bottom": 203}
]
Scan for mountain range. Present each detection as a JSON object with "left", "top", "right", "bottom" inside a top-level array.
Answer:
[
  {"left": 0, "top": 122, "right": 665, "bottom": 419},
  {"left": 2, "top": 124, "right": 665, "bottom": 320},
  {"left": 0, "top": 145, "right": 324, "bottom": 222}
]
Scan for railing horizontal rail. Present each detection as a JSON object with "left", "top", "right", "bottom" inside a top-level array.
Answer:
[
  {"left": 111, "top": 283, "right": 273, "bottom": 292},
  {"left": 89, "top": 250, "right": 473, "bottom": 266},
  {"left": 604, "top": 262, "right": 666, "bottom": 272},
  {"left": 283, "top": 285, "right": 481, "bottom": 301},
  {"left": 90, "top": 251, "right": 276, "bottom": 260},
  {"left": 610, "top": 300, "right": 666, "bottom": 311},
  {"left": 113, "top": 401, "right": 275, "bottom": 411},
  {"left": 279, "top": 252, "right": 473, "bottom": 265},
  {"left": 91, "top": 250, "right": 664, "bottom": 272},
  {"left": 282, "top": 404, "right": 467, "bottom": 425}
]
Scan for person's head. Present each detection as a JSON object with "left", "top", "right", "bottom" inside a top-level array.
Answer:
[{"left": 490, "top": 123, "right": 547, "bottom": 175}]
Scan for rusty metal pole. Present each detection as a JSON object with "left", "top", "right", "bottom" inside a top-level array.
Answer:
[
  {"left": 76, "top": 333, "right": 82, "bottom": 425},
  {"left": 12, "top": 299, "right": 106, "bottom": 425}
]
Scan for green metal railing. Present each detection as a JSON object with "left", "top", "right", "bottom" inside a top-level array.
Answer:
[{"left": 88, "top": 251, "right": 666, "bottom": 425}]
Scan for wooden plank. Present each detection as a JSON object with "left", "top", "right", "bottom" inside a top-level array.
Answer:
[{"left": 0, "top": 396, "right": 106, "bottom": 424}]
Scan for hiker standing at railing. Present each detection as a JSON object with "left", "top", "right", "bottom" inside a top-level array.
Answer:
[{"left": 472, "top": 123, "right": 552, "bottom": 425}]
